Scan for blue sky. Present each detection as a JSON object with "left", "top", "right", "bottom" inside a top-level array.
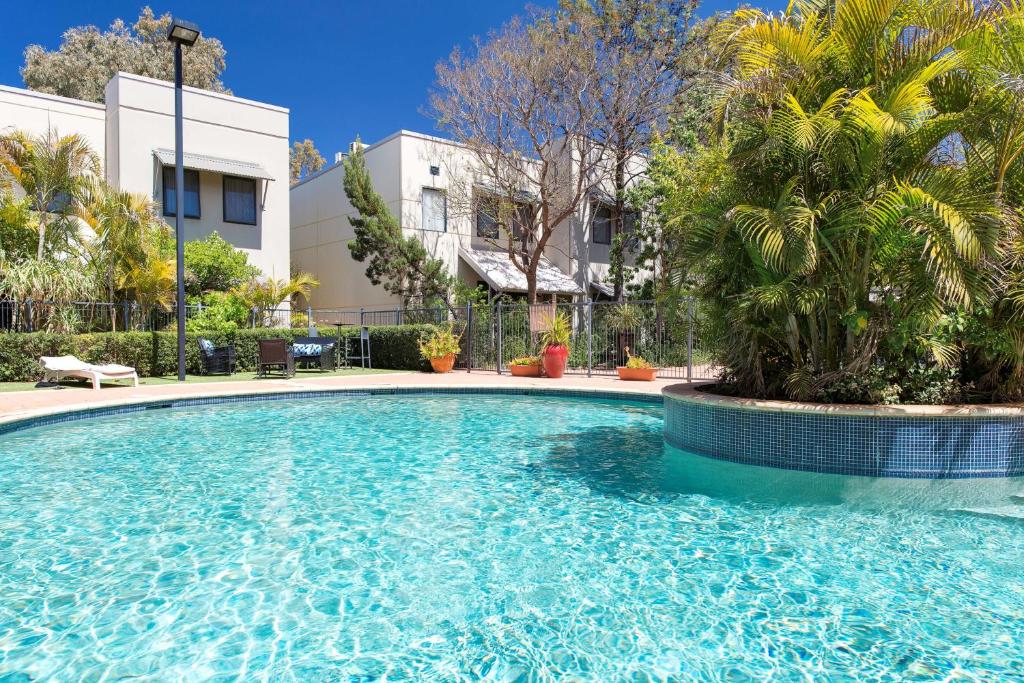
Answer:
[{"left": 1, "top": 1, "right": 784, "bottom": 159}]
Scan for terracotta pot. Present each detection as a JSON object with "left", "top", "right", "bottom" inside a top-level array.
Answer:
[
  {"left": 429, "top": 353, "right": 456, "bottom": 373},
  {"left": 617, "top": 366, "right": 658, "bottom": 381},
  {"left": 542, "top": 345, "right": 569, "bottom": 378},
  {"left": 509, "top": 364, "right": 542, "bottom": 377}
]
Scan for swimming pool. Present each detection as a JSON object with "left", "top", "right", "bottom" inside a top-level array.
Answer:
[{"left": 1, "top": 392, "right": 1022, "bottom": 680}]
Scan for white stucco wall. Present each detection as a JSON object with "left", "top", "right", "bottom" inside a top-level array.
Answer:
[
  {"left": 0, "top": 85, "right": 106, "bottom": 167},
  {"left": 104, "top": 73, "right": 290, "bottom": 281},
  {"left": 289, "top": 136, "right": 405, "bottom": 311},
  {"left": 289, "top": 129, "right": 653, "bottom": 309}
]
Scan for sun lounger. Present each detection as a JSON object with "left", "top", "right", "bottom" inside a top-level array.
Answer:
[{"left": 40, "top": 355, "right": 139, "bottom": 390}]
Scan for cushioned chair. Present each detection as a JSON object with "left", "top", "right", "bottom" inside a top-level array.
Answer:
[
  {"left": 257, "top": 339, "right": 295, "bottom": 378},
  {"left": 292, "top": 336, "right": 337, "bottom": 371},
  {"left": 198, "top": 338, "right": 235, "bottom": 375}
]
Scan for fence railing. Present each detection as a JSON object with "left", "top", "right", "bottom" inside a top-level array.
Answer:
[{"left": 0, "top": 298, "right": 716, "bottom": 380}]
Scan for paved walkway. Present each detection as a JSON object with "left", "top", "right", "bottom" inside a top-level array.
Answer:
[{"left": 0, "top": 371, "right": 684, "bottom": 425}]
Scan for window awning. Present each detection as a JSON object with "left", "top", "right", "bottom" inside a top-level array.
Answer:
[
  {"left": 473, "top": 182, "right": 537, "bottom": 204},
  {"left": 459, "top": 246, "right": 584, "bottom": 295},
  {"left": 591, "top": 280, "right": 615, "bottom": 298},
  {"left": 153, "top": 148, "right": 273, "bottom": 181}
]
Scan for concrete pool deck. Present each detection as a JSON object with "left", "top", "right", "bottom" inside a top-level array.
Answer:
[{"left": 0, "top": 371, "right": 684, "bottom": 425}]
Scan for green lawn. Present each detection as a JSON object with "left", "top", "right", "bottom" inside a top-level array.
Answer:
[{"left": 0, "top": 366, "right": 405, "bottom": 393}]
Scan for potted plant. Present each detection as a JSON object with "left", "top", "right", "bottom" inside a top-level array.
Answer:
[
  {"left": 418, "top": 324, "right": 462, "bottom": 373},
  {"left": 540, "top": 312, "right": 571, "bottom": 379},
  {"left": 617, "top": 347, "right": 658, "bottom": 381},
  {"left": 509, "top": 355, "right": 542, "bottom": 377}
]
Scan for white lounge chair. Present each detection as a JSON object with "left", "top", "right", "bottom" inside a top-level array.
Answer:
[{"left": 40, "top": 355, "right": 139, "bottom": 390}]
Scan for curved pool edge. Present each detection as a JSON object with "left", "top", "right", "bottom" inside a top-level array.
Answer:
[
  {"left": 0, "top": 383, "right": 663, "bottom": 437},
  {"left": 663, "top": 383, "right": 1024, "bottom": 479}
]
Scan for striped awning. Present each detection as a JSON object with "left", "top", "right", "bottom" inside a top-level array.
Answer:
[
  {"left": 153, "top": 148, "right": 273, "bottom": 180},
  {"left": 459, "top": 246, "right": 584, "bottom": 296}
]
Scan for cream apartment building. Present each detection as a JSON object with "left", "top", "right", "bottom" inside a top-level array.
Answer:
[
  {"left": 290, "top": 129, "right": 647, "bottom": 310},
  {"left": 0, "top": 72, "right": 290, "bottom": 280}
]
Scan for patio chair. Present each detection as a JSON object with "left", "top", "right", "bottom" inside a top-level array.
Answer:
[
  {"left": 40, "top": 355, "right": 139, "bottom": 390},
  {"left": 198, "top": 338, "right": 236, "bottom": 375},
  {"left": 293, "top": 336, "right": 338, "bottom": 371},
  {"left": 257, "top": 339, "right": 295, "bottom": 378}
]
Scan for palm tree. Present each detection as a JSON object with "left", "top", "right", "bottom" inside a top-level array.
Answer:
[
  {"left": 233, "top": 272, "right": 319, "bottom": 327},
  {"left": 683, "top": 0, "right": 1019, "bottom": 399},
  {"left": 123, "top": 256, "right": 177, "bottom": 322},
  {"left": 0, "top": 129, "right": 99, "bottom": 260},
  {"left": 79, "top": 184, "right": 167, "bottom": 322}
]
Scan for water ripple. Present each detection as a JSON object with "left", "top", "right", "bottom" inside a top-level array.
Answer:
[{"left": 0, "top": 395, "right": 1022, "bottom": 681}]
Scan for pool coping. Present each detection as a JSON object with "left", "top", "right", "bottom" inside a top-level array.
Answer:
[
  {"left": 0, "top": 382, "right": 664, "bottom": 436},
  {"left": 663, "top": 382, "right": 1024, "bottom": 418}
]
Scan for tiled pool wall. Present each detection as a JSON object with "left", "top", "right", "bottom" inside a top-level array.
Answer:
[
  {"left": 0, "top": 386, "right": 663, "bottom": 437},
  {"left": 664, "top": 390, "right": 1024, "bottom": 479}
]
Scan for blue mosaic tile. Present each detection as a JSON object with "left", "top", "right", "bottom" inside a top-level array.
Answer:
[
  {"left": 664, "top": 394, "right": 1024, "bottom": 479},
  {"left": 0, "top": 387, "right": 662, "bottom": 437}
]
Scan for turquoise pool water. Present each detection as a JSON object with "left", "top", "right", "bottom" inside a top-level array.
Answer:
[{"left": 1, "top": 393, "right": 1022, "bottom": 681}]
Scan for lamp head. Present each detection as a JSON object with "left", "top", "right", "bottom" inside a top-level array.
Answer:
[{"left": 167, "top": 18, "right": 200, "bottom": 46}]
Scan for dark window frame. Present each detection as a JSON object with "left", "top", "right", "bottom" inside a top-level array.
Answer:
[
  {"left": 591, "top": 202, "right": 612, "bottom": 245},
  {"left": 222, "top": 174, "right": 258, "bottom": 226},
  {"left": 161, "top": 167, "right": 201, "bottom": 219},
  {"left": 421, "top": 187, "right": 447, "bottom": 232},
  {"left": 475, "top": 197, "right": 500, "bottom": 239}
]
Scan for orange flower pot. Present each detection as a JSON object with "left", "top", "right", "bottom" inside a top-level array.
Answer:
[
  {"left": 542, "top": 345, "right": 569, "bottom": 379},
  {"left": 429, "top": 353, "right": 456, "bottom": 373},
  {"left": 617, "top": 366, "right": 658, "bottom": 381},
  {"left": 509, "top": 364, "right": 542, "bottom": 377}
]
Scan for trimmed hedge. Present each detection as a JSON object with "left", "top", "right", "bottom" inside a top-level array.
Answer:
[{"left": 0, "top": 324, "right": 435, "bottom": 381}]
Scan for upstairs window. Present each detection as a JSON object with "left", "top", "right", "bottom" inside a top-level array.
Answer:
[
  {"left": 422, "top": 187, "right": 447, "bottom": 232},
  {"left": 162, "top": 167, "right": 201, "bottom": 219},
  {"left": 592, "top": 204, "right": 612, "bottom": 244},
  {"left": 476, "top": 199, "right": 499, "bottom": 238},
  {"left": 223, "top": 175, "right": 257, "bottom": 225}
]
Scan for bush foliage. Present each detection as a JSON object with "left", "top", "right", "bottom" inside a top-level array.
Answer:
[{"left": 0, "top": 324, "right": 435, "bottom": 381}]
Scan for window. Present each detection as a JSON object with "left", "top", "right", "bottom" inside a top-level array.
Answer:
[
  {"left": 223, "top": 175, "right": 257, "bottom": 225},
  {"left": 422, "top": 188, "right": 446, "bottom": 232},
  {"left": 162, "top": 167, "right": 201, "bottom": 219},
  {"left": 512, "top": 203, "right": 531, "bottom": 242},
  {"left": 476, "top": 198, "right": 499, "bottom": 238},
  {"left": 592, "top": 204, "right": 612, "bottom": 244}
]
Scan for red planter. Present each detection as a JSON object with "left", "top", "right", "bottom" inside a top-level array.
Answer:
[{"left": 542, "top": 345, "right": 569, "bottom": 378}]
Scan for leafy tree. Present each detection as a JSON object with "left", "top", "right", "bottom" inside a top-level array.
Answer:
[
  {"left": 673, "top": 0, "right": 1018, "bottom": 401},
  {"left": 79, "top": 185, "right": 166, "bottom": 307},
  {"left": 124, "top": 255, "right": 177, "bottom": 320},
  {"left": 21, "top": 7, "right": 228, "bottom": 103},
  {"left": 0, "top": 128, "right": 99, "bottom": 259},
  {"left": 0, "top": 190, "right": 36, "bottom": 260},
  {"left": 290, "top": 139, "right": 327, "bottom": 184},
  {"left": 183, "top": 231, "right": 259, "bottom": 297},
  {"left": 233, "top": 272, "right": 319, "bottom": 328},
  {"left": 343, "top": 143, "right": 459, "bottom": 311}
]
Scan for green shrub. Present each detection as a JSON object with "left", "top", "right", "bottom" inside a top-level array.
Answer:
[{"left": 0, "top": 323, "right": 438, "bottom": 381}]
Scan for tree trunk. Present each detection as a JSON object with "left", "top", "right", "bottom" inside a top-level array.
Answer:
[
  {"left": 612, "top": 142, "right": 627, "bottom": 302},
  {"left": 36, "top": 214, "right": 47, "bottom": 261}
]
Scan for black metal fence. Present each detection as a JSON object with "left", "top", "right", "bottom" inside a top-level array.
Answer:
[
  {"left": 454, "top": 300, "right": 715, "bottom": 380},
  {"left": 0, "top": 298, "right": 716, "bottom": 380}
]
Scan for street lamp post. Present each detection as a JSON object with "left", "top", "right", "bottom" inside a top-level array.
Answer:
[{"left": 166, "top": 19, "right": 200, "bottom": 382}]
